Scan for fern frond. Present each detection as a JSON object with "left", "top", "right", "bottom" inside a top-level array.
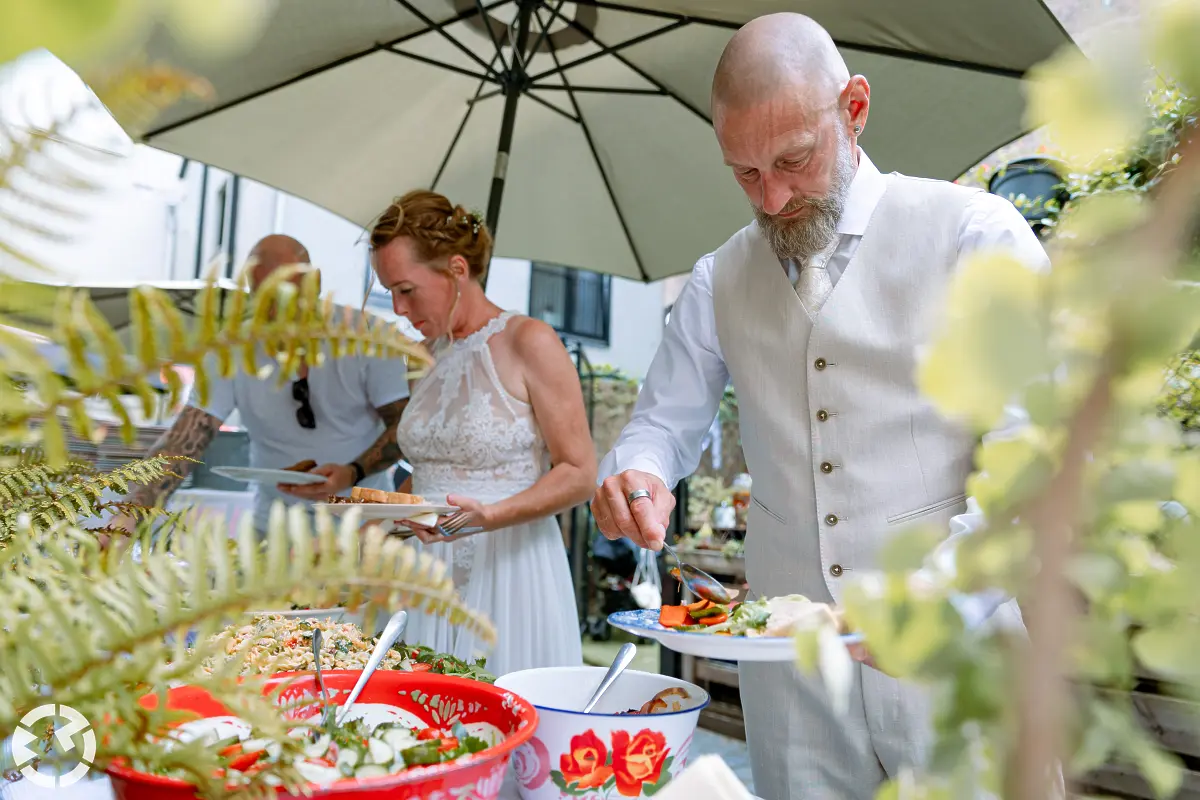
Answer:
[
  {"left": 0, "top": 506, "right": 493, "bottom": 799},
  {"left": 0, "top": 455, "right": 183, "bottom": 544},
  {"left": 0, "top": 276, "right": 433, "bottom": 464}
]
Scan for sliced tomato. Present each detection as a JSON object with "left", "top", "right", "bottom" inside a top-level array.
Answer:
[
  {"left": 416, "top": 727, "right": 443, "bottom": 741},
  {"left": 228, "top": 750, "right": 264, "bottom": 771},
  {"left": 409, "top": 663, "right": 433, "bottom": 673},
  {"left": 218, "top": 743, "right": 242, "bottom": 758},
  {"left": 437, "top": 737, "right": 459, "bottom": 753}
]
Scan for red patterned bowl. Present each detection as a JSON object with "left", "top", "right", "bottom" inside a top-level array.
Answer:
[{"left": 106, "top": 670, "right": 538, "bottom": 799}]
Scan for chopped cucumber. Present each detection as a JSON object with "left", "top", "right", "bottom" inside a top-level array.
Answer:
[
  {"left": 401, "top": 741, "right": 442, "bottom": 767},
  {"left": 304, "top": 733, "right": 331, "bottom": 758},
  {"left": 355, "top": 764, "right": 389, "bottom": 779},
  {"left": 381, "top": 728, "right": 417, "bottom": 752},
  {"left": 336, "top": 747, "right": 360, "bottom": 773},
  {"left": 366, "top": 737, "right": 393, "bottom": 765}
]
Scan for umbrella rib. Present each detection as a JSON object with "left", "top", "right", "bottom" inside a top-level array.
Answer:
[
  {"left": 385, "top": 47, "right": 499, "bottom": 83},
  {"left": 142, "top": 0, "right": 510, "bottom": 140},
  {"left": 432, "top": 52, "right": 506, "bottom": 191},
  {"left": 535, "top": 8, "right": 649, "bottom": 283},
  {"left": 539, "top": 2, "right": 710, "bottom": 125},
  {"left": 524, "top": 0, "right": 567, "bottom": 62},
  {"left": 525, "top": 18, "right": 687, "bottom": 84},
  {"left": 530, "top": 85, "right": 663, "bottom": 96},
  {"left": 520, "top": 91, "right": 579, "bottom": 124},
  {"left": 570, "top": 0, "right": 1038, "bottom": 80},
  {"left": 391, "top": 0, "right": 499, "bottom": 78},
  {"left": 469, "top": 88, "right": 505, "bottom": 104},
  {"left": 473, "top": 0, "right": 510, "bottom": 73}
]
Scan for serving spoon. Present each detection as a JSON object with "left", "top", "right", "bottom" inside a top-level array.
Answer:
[
  {"left": 334, "top": 610, "right": 409, "bottom": 727},
  {"left": 582, "top": 642, "right": 637, "bottom": 713},
  {"left": 662, "top": 541, "right": 735, "bottom": 605},
  {"left": 311, "top": 629, "right": 336, "bottom": 733}
]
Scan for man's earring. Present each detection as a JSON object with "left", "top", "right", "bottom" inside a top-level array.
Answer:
[{"left": 854, "top": 125, "right": 861, "bottom": 134}]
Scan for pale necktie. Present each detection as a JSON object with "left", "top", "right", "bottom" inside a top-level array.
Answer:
[{"left": 793, "top": 245, "right": 836, "bottom": 318}]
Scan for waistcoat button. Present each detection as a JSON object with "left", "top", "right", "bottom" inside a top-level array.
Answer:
[
  {"left": 814, "top": 357, "right": 827, "bottom": 370},
  {"left": 816, "top": 409, "right": 829, "bottom": 422},
  {"left": 825, "top": 514, "right": 838, "bottom": 526},
  {"left": 820, "top": 462, "right": 834, "bottom": 474},
  {"left": 829, "top": 564, "right": 843, "bottom": 577}
]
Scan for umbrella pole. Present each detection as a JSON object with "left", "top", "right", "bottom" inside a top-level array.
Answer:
[{"left": 482, "top": 0, "right": 536, "bottom": 290}]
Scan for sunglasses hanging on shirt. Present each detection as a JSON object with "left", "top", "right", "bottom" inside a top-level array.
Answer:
[{"left": 292, "top": 376, "right": 316, "bottom": 430}]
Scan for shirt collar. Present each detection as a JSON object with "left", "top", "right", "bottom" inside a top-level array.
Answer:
[{"left": 837, "top": 148, "right": 886, "bottom": 236}]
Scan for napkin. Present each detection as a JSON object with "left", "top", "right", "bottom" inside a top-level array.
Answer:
[{"left": 654, "top": 755, "right": 755, "bottom": 800}]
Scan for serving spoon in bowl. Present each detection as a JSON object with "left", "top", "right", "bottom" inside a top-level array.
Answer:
[
  {"left": 581, "top": 642, "right": 637, "bottom": 713},
  {"left": 311, "top": 629, "right": 335, "bottom": 733},
  {"left": 334, "top": 610, "right": 409, "bottom": 726}
]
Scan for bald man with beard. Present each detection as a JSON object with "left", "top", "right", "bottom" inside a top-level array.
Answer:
[
  {"left": 593, "top": 14, "right": 1048, "bottom": 799},
  {"left": 113, "top": 234, "right": 411, "bottom": 537}
]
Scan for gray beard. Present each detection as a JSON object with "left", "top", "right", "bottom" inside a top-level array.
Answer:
[{"left": 754, "top": 146, "right": 855, "bottom": 262}]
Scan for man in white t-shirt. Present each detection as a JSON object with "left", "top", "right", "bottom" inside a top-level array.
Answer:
[{"left": 116, "top": 235, "right": 410, "bottom": 534}]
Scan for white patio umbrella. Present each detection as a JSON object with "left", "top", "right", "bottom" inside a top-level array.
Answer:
[
  {"left": 108, "top": 0, "right": 1073, "bottom": 282},
  {"left": 4, "top": 279, "right": 243, "bottom": 345}
]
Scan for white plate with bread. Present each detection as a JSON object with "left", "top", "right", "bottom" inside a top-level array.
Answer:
[
  {"left": 314, "top": 487, "right": 457, "bottom": 525},
  {"left": 212, "top": 465, "right": 326, "bottom": 485}
]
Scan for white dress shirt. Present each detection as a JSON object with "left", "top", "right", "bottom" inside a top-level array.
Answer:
[{"left": 598, "top": 150, "right": 1049, "bottom": 627}]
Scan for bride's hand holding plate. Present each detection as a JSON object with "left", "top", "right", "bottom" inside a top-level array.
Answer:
[{"left": 398, "top": 494, "right": 493, "bottom": 543}]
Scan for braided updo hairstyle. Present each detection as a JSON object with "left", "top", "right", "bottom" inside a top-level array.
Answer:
[{"left": 369, "top": 190, "right": 493, "bottom": 282}]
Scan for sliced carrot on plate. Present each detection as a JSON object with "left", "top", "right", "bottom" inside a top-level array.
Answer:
[
  {"left": 658, "top": 605, "right": 694, "bottom": 628},
  {"left": 699, "top": 613, "right": 728, "bottom": 626}
]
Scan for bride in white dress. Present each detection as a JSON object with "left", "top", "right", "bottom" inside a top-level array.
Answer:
[{"left": 367, "top": 190, "right": 593, "bottom": 676}]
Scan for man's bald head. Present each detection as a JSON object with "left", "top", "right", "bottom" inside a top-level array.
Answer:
[
  {"left": 247, "top": 234, "right": 313, "bottom": 290},
  {"left": 711, "top": 14, "right": 849, "bottom": 117},
  {"left": 709, "top": 14, "right": 867, "bottom": 263}
]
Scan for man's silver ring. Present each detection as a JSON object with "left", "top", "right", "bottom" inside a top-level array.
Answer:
[{"left": 627, "top": 489, "right": 652, "bottom": 505}]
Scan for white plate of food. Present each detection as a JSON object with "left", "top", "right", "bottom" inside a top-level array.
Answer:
[
  {"left": 314, "top": 487, "right": 456, "bottom": 525},
  {"left": 212, "top": 462, "right": 326, "bottom": 486},
  {"left": 243, "top": 607, "right": 355, "bottom": 623},
  {"left": 608, "top": 595, "right": 863, "bottom": 662}
]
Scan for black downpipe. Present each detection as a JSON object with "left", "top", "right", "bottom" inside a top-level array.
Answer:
[
  {"left": 565, "top": 339, "right": 595, "bottom": 630},
  {"left": 193, "top": 165, "right": 210, "bottom": 279},
  {"left": 225, "top": 175, "right": 241, "bottom": 277}
]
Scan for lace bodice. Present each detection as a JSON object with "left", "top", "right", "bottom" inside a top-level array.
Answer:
[{"left": 397, "top": 312, "right": 548, "bottom": 502}]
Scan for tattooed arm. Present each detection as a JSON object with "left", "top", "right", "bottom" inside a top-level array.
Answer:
[
  {"left": 127, "top": 406, "right": 223, "bottom": 507},
  {"left": 277, "top": 397, "right": 408, "bottom": 500},
  {"left": 351, "top": 397, "right": 408, "bottom": 477},
  {"left": 101, "top": 406, "right": 223, "bottom": 543}
]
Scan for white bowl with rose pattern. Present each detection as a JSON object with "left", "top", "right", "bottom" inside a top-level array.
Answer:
[{"left": 495, "top": 667, "right": 708, "bottom": 800}]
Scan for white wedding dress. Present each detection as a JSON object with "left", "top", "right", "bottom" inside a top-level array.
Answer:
[{"left": 396, "top": 311, "right": 584, "bottom": 677}]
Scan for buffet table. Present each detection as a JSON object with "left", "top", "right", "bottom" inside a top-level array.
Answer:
[{"left": 1, "top": 769, "right": 534, "bottom": 799}]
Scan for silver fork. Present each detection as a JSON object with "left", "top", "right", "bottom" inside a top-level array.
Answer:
[
  {"left": 435, "top": 511, "right": 475, "bottom": 537},
  {"left": 387, "top": 511, "right": 479, "bottom": 538}
]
